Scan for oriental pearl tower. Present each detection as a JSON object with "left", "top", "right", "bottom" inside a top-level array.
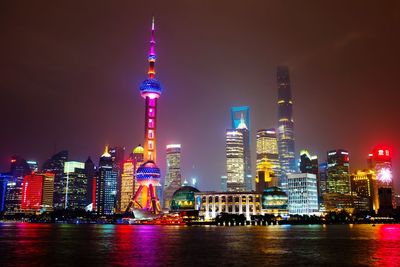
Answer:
[{"left": 130, "top": 17, "right": 162, "bottom": 214}]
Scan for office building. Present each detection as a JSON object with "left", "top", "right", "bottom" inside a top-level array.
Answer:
[
  {"left": 261, "top": 187, "right": 288, "bottom": 216},
  {"left": 21, "top": 173, "right": 54, "bottom": 212},
  {"left": 276, "top": 66, "right": 296, "bottom": 190},
  {"left": 109, "top": 146, "right": 125, "bottom": 212},
  {"left": 0, "top": 173, "right": 12, "bottom": 212},
  {"left": 63, "top": 161, "right": 87, "bottom": 209},
  {"left": 327, "top": 149, "right": 351, "bottom": 194},
  {"left": 84, "top": 157, "right": 96, "bottom": 207},
  {"left": 256, "top": 129, "right": 281, "bottom": 179},
  {"left": 163, "top": 144, "right": 183, "bottom": 209},
  {"left": 287, "top": 173, "right": 319, "bottom": 215},
  {"left": 226, "top": 129, "right": 245, "bottom": 192},
  {"left": 42, "top": 150, "right": 68, "bottom": 209},
  {"left": 255, "top": 161, "right": 277, "bottom": 193},
  {"left": 97, "top": 147, "right": 118, "bottom": 215},
  {"left": 231, "top": 106, "right": 252, "bottom": 191},
  {"left": 351, "top": 170, "right": 379, "bottom": 213}
]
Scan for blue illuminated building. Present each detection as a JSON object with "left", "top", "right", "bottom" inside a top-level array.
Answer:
[
  {"left": 97, "top": 147, "right": 117, "bottom": 215},
  {"left": 0, "top": 173, "right": 11, "bottom": 212}
]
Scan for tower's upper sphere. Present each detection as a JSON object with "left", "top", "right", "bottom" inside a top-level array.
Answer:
[{"left": 140, "top": 78, "right": 162, "bottom": 99}]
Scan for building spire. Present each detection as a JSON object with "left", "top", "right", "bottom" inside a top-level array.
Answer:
[
  {"left": 148, "top": 16, "right": 156, "bottom": 78},
  {"left": 237, "top": 113, "right": 248, "bottom": 129}
]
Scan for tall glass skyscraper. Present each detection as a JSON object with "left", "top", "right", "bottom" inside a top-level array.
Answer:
[
  {"left": 256, "top": 128, "right": 281, "bottom": 179},
  {"left": 97, "top": 147, "right": 117, "bottom": 215},
  {"left": 163, "top": 144, "right": 183, "bottom": 209},
  {"left": 226, "top": 130, "right": 245, "bottom": 192},
  {"left": 230, "top": 106, "right": 252, "bottom": 191},
  {"left": 276, "top": 66, "right": 296, "bottom": 190}
]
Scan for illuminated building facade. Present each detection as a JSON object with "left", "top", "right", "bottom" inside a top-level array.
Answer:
[
  {"left": 367, "top": 146, "right": 394, "bottom": 211},
  {"left": 42, "top": 150, "right": 68, "bottom": 209},
  {"left": 287, "top": 173, "right": 319, "bottom": 215},
  {"left": 319, "top": 162, "right": 328, "bottom": 197},
  {"left": 276, "top": 66, "right": 296, "bottom": 190},
  {"left": 21, "top": 173, "right": 54, "bottom": 212},
  {"left": 130, "top": 17, "right": 162, "bottom": 214},
  {"left": 220, "top": 176, "right": 227, "bottom": 191},
  {"left": 350, "top": 170, "right": 379, "bottom": 213},
  {"left": 170, "top": 186, "right": 199, "bottom": 211},
  {"left": 131, "top": 145, "right": 144, "bottom": 194},
  {"left": 97, "top": 147, "right": 117, "bottom": 215},
  {"left": 256, "top": 129, "right": 281, "bottom": 179},
  {"left": 261, "top": 187, "right": 288, "bottom": 216},
  {"left": 120, "top": 159, "right": 135, "bottom": 212},
  {"left": 226, "top": 130, "right": 245, "bottom": 192},
  {"left": 27, "top": 160, "right": 38, "bottom": 172},
  {"left": 0, "top": 173, "right": 10, "bottom": 212},
  {"left": 327, "top": 149, "right": 350, "bottom": 194},
  {"left": 195, "top": 191, "right": 261, "bottom": 221},
  {"left": 84, "top": 157, "right": 96, "bottom": 207},
  {"left": 63, "top": 161, "right": 87, "bottom": 209},
  {"left": 231, "top": 106, "right": 252, "bottom": 191},
  {"left": 255, "top": 161, "right": 277, "bottom": 193},
  {"left": 109, "top": 146, "right": 125, "bottom": 212},
  {"left": 163, "top": 144, "right": 183, "bottom": 209},
  {"left": 5, "top": 155, "right": 31, "bottom": 213}
]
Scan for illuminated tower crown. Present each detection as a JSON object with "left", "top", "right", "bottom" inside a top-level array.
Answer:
[{"left": 139, "top": 17, "right": 163, "bottom": 99}]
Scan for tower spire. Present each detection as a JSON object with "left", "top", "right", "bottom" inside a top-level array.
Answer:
[{"left": 148, "top": 16, "right": 156, "bottom": 78}]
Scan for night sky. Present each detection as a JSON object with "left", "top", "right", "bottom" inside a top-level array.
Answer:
[{"left": 1, "top": 1, "right": 399, "bottom": 190}]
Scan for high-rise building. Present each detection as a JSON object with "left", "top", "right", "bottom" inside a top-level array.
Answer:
[
  {"left": 350, "top": 170, "right": 379, "bottom": 213},
  {"left": 231, "top": 107, "right": 252, "bottom": 191},
  {"left": 276, "top": 66, "right": 296, "bottom": 190},
  {"left": 97, "top": 147, "right": 118, "bottom": 215},
  {"left": 367, "top": 146, "right": 394, "bottom": 211},
  {"left": 256, "top": 129, "right": 281, "bottom": 179},
  {"left": 120, "top": 159, "right": 135, "bottom": 212},
  {"left": 255, "top": 161, "right": 277, "bottom": 193},
  {"left": 299, "top": 150, "right": 319, "bottom": 201},
  {"left": 109, "top": 146, "right": 125, "bottom": 212},
  {"left": 130, "top": 17, "right": 163, "bottom": 214},
  {"left": 84, "top": 157, "right": 96, "bottom": 207},
  {"left": 21, "top": 173, "right": 54, "bottom": 212},
  {"left": 42, "top": 150, "right": 68, "bottom": 209},
  {"left": 163, "top": 144, "right": 183, "bottom": 209},
  {"left": 319, "top": 162, "right": 328, "bottom": 197},
  {"left": 288, "top": 173, "right": 318, "bottom": 215},
  {"left": 63, "top": 161, "right": 87, "bottom": 209},
  {"left": 0, "top": 173, "right": 12, "bottom": 212},
  {"left": 327, "top": 149, "right": 350, "bottom": 194},
  {"left": 5, "top": 155, "right": 31, "bottom": 213},
  {"left": 27, "top": 160, "right": 38, "bottom": 173},
  {"left": 131, "top": 145, "right": 145, "bottom": 194},
  {"left": 226, "top": 129, "right": 245, "bottom": 192}
]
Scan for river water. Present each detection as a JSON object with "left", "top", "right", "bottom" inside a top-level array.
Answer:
[{"left": 0, "top": 223, "right": 399, "bottom": 266}]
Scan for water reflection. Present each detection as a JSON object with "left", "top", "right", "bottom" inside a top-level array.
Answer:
[
  {"left": 1, "top": 223, "right": 400, "bottom": 266},
  {"left": 373, "top": 225, "right": 400, "bottom": 266}
]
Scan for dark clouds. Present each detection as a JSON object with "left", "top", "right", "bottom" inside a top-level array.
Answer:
[{"left": 0, "top": 1, "right": 399, "bottom": 190}]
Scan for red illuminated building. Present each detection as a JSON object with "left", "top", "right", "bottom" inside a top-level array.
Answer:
[{"left": 21, "top": 173, "right": 54, "bottom": 212}]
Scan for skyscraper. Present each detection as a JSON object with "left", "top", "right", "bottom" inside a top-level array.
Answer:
[
  {"left": 231, "top": 106, "right": 252, "bottom": 191},
  {"left": 256, "top": 129, "right": 281, "bottom": 179},
  {"left": 84, "top": 157, "right": 96, "bottom": 207},
  {"left": 42, "top": 150, "right": 68, "bottom": 209},
  {"left": 63, "top": 161, "right": 87, "bottom": 209},
  {"left": 226, "top": 129, "right": 245, "bottom": 192},
  {"left": 130, "top": 17, "right": 162, "bottom": 214},
  {"left": 350, "top": 170, "right": 379, "bottom": 213},
  {"left": 327, "top": 149, "right": 350, "bottom": 194},
  {"left": 0, "top": 173, "right": 11, "bottom": 212},
  {"left": 21, "top": 172, "right": 54, "bottom": 212},
  {"left": 120, "top": 159, "right": 135, "bottom": 212},
  {"left": 299, "top": 150, "right": 319, "bottom": 197},
  {"left": 163, "top": 144, "right": 183, "bottom": 209},
  {"left": 97, "top": 146, "right": 117, "bottom": 215},
  {"left": 109, "top": 146, "right": 125, "bottom": 212},
  {"left": 276, "top": 66, "right": 296, "bottom": 190},
  {"left": 368, "top": 146, "right": 394, "bottom": 211},
  {"left": 5, "top": 155, "right": 31, "bottom": 213}
]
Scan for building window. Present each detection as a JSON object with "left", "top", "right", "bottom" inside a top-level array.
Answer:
[
  {"left": 148, "top": 108, "right": 155, "bottom": 118},
  {"left": 148, "top": 130, "right": 154, "bottom": 139},
  {"left": 148, "top": 119, "right": 154, "bottom": 128},
  {"left": 149, "top": 98, "right": 156, "bottom": 107}
]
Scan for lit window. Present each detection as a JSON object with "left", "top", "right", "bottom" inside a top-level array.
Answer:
[
  {"left": 148, "top": 130, "right": 154, "bottom": 139},
  {"left": 148, "top": 119, "right": 154, "bottom": 128},
  {"left": 148, "top": 141, "right": 154, "bottom": 149},
  {"left": 148, "top": 108, "right": 155, "bottom": 117}
]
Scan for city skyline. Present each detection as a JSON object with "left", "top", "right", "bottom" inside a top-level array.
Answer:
[{"left": 1, "top": 1, "right": 399, "bottom": 191}]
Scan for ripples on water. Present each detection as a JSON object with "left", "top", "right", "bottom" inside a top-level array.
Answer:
[{"left": 1, "top": 223, "right": 400, "bottom": 266}]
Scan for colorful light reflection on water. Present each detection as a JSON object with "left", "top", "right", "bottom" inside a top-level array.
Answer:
[{"left": 1, "top": 223, "right": 400, "bottom": 266}]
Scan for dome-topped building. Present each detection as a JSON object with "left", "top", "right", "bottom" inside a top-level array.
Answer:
[{"left": 170, "top": 186, "right": 199, "bottom": 211}]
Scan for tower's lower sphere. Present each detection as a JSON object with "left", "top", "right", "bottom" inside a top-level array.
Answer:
[{"left": 135, "top": 160, "right": 161, "bottom": 186}]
